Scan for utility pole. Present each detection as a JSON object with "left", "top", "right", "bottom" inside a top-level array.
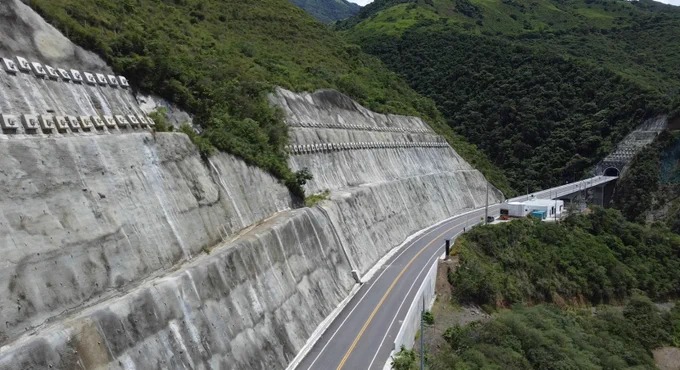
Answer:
[
  {"left": 420, "top": 296, "right": 425, "bottom": 370},
  {"left": 484, "top": 181, "right": 489, "bottom": 224}
]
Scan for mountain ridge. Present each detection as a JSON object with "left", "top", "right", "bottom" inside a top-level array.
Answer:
[
  {"left": 28, "top": 0, "right": 512, "bottom": 196},
  {"left": 290, "top": 0, "right": 361, "bottom": 23},
  {"left": 342, "top": 0, "right": 680, "bottom": 192}
]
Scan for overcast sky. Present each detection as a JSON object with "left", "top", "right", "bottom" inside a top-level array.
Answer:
[{"left": 348, "top": 0, "right": 680, "bottom": 6}]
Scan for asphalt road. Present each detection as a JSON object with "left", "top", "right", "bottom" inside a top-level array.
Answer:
[{"left": 294, "top": 176, "right": 617, "bottom": 370}]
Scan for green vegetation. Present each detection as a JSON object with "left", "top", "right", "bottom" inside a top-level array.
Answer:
[
  {"left": 428, "top": 301, "right": 677, "bottom": 370},
  {"left": 148, "top": 108, "right": 173, "bottom": 133},
  {"left": 304, "top": 189, "right": 330, "bottom": 207},
  {"left": 404, "top": 209, "right": 680, "bottom": 370},
  {"left": 392, "top": 346, "right": 418, "bottom": 370},
  {"left": 32, "top": 0, "right": 511, "bottom": 197},
  {"left": 614, "top": 131, "right": 680, "bottom": 228},
  {"left": 179, "top": 124, "right": 214, "bottom": 158},
  {"left": 359, "top": 29, "right": 668, "bottom": 191},
  {"left": 422, "top": 310, "right": 434, "bottom": 325},
  {"left": 343, "top": 0, "right": 680, "bottom": 193},
  {"left": 290, "top": 0, "right": 361, "bottom": 23},
  {"left": 451, "top": 208, "right": 680, "bottom": 309}
]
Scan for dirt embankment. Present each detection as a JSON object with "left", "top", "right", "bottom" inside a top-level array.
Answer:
[
  {"left": 415, "top": 259, "right": 489, "bottom": 356},
  {"left": 654, "top": 347, "right": 680, "bottom": 370}
]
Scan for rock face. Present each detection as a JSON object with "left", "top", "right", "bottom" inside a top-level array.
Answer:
[
  {"left": 595, "top": 116, "right": 668, "bottom": 176},
  {"left": 0, "top": 91, "right": 500, "bottom": 370},
  {"left": 0, "top": 2, "right": 501, "bottom": 369}
]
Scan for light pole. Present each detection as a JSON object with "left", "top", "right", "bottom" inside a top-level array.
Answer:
[
  {"left": 420, "top": 297, "right": 425, "bottom": 370},
  {"left": 484, "top": 181, "right": 489, "bottom": 224}
]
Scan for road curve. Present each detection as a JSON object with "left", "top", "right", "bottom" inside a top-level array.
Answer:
[{"left": 293, "top": 176, "right": 617, "bottom": 370}]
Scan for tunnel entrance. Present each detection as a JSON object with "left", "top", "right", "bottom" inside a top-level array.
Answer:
[{"left": 603, "top": 167, "right": 620, "bottom": 177}]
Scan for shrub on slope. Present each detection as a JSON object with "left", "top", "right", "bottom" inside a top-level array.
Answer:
[
  {"left": 343, "top": 0, "right": 680, "bottom": 193},
  {"left": 431, "top": 302, "right": 675, "bottom": 370},
  {"left": 31, "top": 0, "right": 512, "bottom": 196},
  {"left": 361, "top": 29, "right": 668, "bottom": 191},
  {"left": 451, "top": 208, "right": 680, "bottom": 308},
  {"left": 290, "top": 0, "right": 361, "bottom": 23}
]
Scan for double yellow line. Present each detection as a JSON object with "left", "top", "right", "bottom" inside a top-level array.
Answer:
[{"left": 335, "top": 222, "right": 461, "bottom": 370}]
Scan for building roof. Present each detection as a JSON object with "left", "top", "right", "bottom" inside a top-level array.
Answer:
[{"left": 507, "top": 199, "right": 563, "bottom": 207}]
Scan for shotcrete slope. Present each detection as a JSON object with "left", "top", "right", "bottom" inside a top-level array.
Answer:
[
  {"left": 0, "top": 0, "right": 144, "bottom": 122},
  {"left": 0, "top": 133, "right": 292, "bottom": 347},
  {"left": 0, "top": 207, "right": 353, "bottom": 370},
  {"left": 0, "top": 2, "right": 501, "bottom": 368},
  {"left": 273, "top": 87, "right": 502, "bottom": 275}
]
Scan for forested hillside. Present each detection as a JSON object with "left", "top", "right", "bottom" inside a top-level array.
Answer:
[
  {"left": 452, "top": 209, "right": 680, "bottom": 307},
  {"left": 343, "top": 0, "right": 680, "bottom": 192},
  {"left": 614, "top": 131, "right": 680, "bottom": 229},
  {"left": 393, "top": 209, "right": 680, "bottom": 369},
  {"left": 290, "top": 0, "right": 361, "bottom": 23},
  {"left": 30, "top": 0, "right": 512, "bottom": 197}
]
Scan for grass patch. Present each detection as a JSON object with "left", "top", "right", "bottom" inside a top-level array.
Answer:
[{"left": 304, "top": 190, "right": 330, "bottom": 207}]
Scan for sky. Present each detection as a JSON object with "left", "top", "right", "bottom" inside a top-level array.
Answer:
[
  {"left": 348, "top": 0, "right": 372, "bottom": 5},
  {"left": 348, "top": 0, "right": 680, "bottom": 6}
]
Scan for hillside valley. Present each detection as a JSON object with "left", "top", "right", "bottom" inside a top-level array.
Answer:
[
  {"left": 289, "top": 0, "right": 361, "bottom": 23},
  {"left": 342, "top": 0, "right": 680, "bottom": 194},
  {"left": 0, "top": 0, "right": 679, "bottom": 369}
]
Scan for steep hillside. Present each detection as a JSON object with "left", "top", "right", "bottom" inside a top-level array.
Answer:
[
  {"left": 342, "top": 0, "right": 680, "bottom": 191},
  {"left": 614, "top": 130, "right": 680, "bottom": 228},
  {"left": 28, "top": 0, "right": 512, "bottom": 196},
  {"left": 395, "top": 208, "right": 680, "bottom": 370},
  {"left": 290, "top": 0, "right": 361, "bottom": 23}
]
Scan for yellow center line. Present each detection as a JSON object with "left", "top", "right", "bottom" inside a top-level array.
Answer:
[{"left": 336, "top": 222, "right": 462, "bottom": 370}]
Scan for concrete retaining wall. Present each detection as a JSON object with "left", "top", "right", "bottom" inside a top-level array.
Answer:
[
  {"left": 0, "top": 208, "right": 354, "bottom": 370},
  {"left": 322, "top": 171, "right": 494, "bottom": 275},
  {"left": 389, "top": 259, "right": 438, "bottom": 364},
  {"left": 0, "top": 133, "right": 292, "bottom": 347},
  {"left": 0, "top": 3, "right": 502, "bottom": 367}
]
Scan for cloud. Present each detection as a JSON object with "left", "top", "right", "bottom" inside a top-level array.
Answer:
[{"left": 347, "top": 0, "right": 375, "bottom": 5}]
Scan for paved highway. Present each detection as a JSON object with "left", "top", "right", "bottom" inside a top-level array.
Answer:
[{"left": 293, "top": 176, "right": 617, "bottom": 370}]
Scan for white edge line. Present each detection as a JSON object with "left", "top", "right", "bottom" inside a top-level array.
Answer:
[
  {"left": 381, "top": 260, "right": 440, "bottom": 370},
  {"left": 287, "top": 177, "right": 609, "bottom": 370},
  {"left": 287, "top": 209, "right": 482, "bottom": 370},
  {"left": 367, "top": 238, "right": 446, "bottom": 369},
  {"left": 360, "top": 206, "right": 489, "bottom": 283},
  {"left": 298, "top": 216, "right": 445, "bottom": 370},
  {"left": 286, "top": 283, "right": 362, "bottom": 370}
]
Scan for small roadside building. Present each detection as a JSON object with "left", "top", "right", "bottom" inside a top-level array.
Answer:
[{"left": 502, "top": 198, "right": 564, "bottom": 220}]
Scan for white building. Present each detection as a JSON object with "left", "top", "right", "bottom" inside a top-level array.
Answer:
[{"left": 502, "top": 198, "right": 564, "bottom": 220}]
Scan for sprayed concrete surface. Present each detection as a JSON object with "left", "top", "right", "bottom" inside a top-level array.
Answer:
[
  {"left": 0, "top": 2, "right": 499, "bottom": 367},
  {"left": 0, "top": 133, "right": 292, "bottom": 349},
  {"left": 0, "top": 0, "right": 146, "bottom": 121},
  {"left": 0, "top": 207, "right": 352, "bottom": 370},
  {"left": 274, "top": 87, "right": 502, "bottom": 275},
  {"left": 1, "top": 0, "right": 107, "bottom": 70}
]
